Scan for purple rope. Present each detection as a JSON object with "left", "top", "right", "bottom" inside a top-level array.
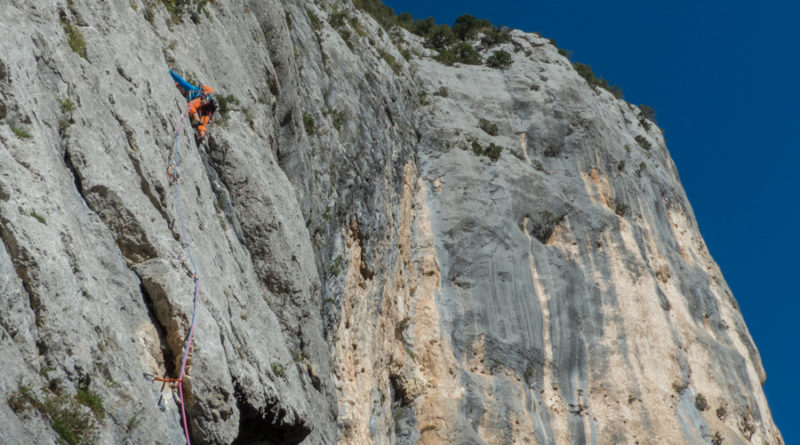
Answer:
[{"left": 165, "top": 106, "right": 200, "bottom": 445}]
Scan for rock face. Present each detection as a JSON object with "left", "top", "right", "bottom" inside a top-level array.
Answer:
[{"left": 0, "top": 1, "right": 783, "bottom": 445}]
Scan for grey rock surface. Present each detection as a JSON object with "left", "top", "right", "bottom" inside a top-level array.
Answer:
[
  {"left": 405, "top": 30, "right": 781, "bottom": 445},
  {"left": 0, "top": 1, "right": 783, "bottom": 444}
]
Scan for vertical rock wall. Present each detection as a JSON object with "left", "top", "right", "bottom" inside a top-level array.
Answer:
[
  {"left": 0, "top": 1, "right": 783, "bottom": 444},
  {"left": 398, "top": 30, "right": 783, "bottom": 445}
]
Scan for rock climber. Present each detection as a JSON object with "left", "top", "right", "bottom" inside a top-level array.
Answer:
[{"left": 169, "top": 69, "right": 218, "bottom": 142}]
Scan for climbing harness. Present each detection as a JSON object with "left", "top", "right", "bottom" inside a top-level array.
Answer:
[{"left": 159, "top": 105, "right": 201, "bottom": 445}]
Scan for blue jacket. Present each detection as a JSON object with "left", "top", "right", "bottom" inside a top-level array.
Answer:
[{"left": 170, "top": 70, "right": 203, "bottom": 101}]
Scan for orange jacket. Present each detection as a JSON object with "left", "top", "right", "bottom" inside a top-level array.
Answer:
[{"left": 188, "top": 85, "right": 216, "bottom": 134}]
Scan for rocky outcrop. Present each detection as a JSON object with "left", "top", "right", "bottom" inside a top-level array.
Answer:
[
  {"left": 404, "top": 33, "right": 781, "bottom": 445},
  {"left": 0, "top": 0, "right": 783, "bottom": 444}
]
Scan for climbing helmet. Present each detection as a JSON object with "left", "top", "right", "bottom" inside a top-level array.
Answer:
[{"left": 201, "top": 91, "right": 218, "bottom": 113}]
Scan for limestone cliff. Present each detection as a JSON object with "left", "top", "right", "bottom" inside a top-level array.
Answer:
[{"left": 0, "top": 1, "right": 783, "bottom": 444}]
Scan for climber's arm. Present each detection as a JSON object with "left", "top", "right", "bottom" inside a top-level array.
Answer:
[{"left": 187, "top": 98, "right": 202, "bottom": 123}]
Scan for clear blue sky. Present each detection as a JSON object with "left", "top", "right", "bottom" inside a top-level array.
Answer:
[{"left": 383, "top": 0, "right": 798, "bottom": 441}]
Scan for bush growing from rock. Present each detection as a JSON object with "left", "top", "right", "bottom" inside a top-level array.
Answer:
[
  {"left": 217, "top": 94, "right": 240, "bottom": 116},
  {"left": 486, "top": 50, "right": 513, "bottom": 69},
  {"left": 453, "top": 14, "right": 490, "bottom": 41},
  {"left": 61, "top": 18, "right": 86, "bottom": 59},
  {"left": 378, "top": 49, "right": 402, "bottom": 74},
  {"left": 59, "top": 98, "right": 75, "bottom": 114},
  {"left": 471, "top": 140, "right": 483, "bottom": 156},
  {"left": 481, "top": 26, "right": 511, "bottom": 47},
  {"left": 30, "top": 211, "right": 47, "bottom": 225},
  {"left": 531, "top": 210, "right": 563, "bottom": 243},
  {"left": 396, "top": 12, "right": 413, "bottom": 28},
  {"left": 470, "top": 141, "right": 503, "bottom": 162},
  {"left": 484, "top": 143, "right": 503, "bottom": 161},
  {"left": 307, "top": 9, "right": 321, "bottom": 30},
  {"left": 411, "top": 17, "right": 436, "bottom": 37},
  {"left": 352, "top": 0, "right": 419, "bottom": 31},
  {"left": 76, "top": 389, "right": 106, "bottom": 420},
  {"left": 303, "top": 112, "right": 315, "bottom": 136},
  {"left": 635, "top": 135, "right": 652, "bottom": 150},
  {"left": 695, "top": 393, "right": 708, "bottom": 411},
  {"left": 636, "top": 161, "right": 647, "bottom": 177},
  {"left": 425, "top": 24, "right": 455, "bottom": 50},
  {"left": 639, "top": 104, "right": 657, "bottom": 123},
  {"left": 10, "top": 122, "right": 32, "bottom": 139},
  {"left": 435, "top": 42, "right": 482, "bottom": 65},
  {"left": 433, "top": 87, "right": 449, "bottom": 97},
  {"left": 160, "top": 0, "right": 211, "bottom": 23},
  {"left": 543, "top": 143, "right": 561, "bottom": 157},
  {"left": 572, "top": 62, "right": 623, "bottom": 98},
  {"left": 338, "top": 29, "right": 353, "bottom": 49},
  {"left": 433, "top": 48, "right": 455, "bottom": 66},
  {"left": 332, "top": 109, "right": 347, "bottom": 131},
  {"left": 9, "top": 382, "right": 101, "bottom": 445},
  {"left": 479, "top": 118, "right": 498, "bottom": 136},
  {"left": 329, "top": 10, "right": 347, "bottom": 29},
  {"left": 572, "top": 62, "right": 623, "bottom": 99}
]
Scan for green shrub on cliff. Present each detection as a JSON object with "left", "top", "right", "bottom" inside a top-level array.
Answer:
[
  {"left": 480, "top": 26, "right": 511, "bottom": 47},
  {"left": 572, "top": 62, "right": 623, "bottom": 98},
  {"left": 435, "top": 42, "right": 482, "bottom": 65},
  {"left": 453, "top": 14, "right": 491, "bottom": 41},
  {"left": 160, "top": 0, "right": 210, "bottom": 23},
  {"left": 60, "top": 18, "right": 86, "bottom": 59},
  {"left": 486, "top": 50, "right": 513, "bottom": 69},
  {"left": 425, "top": 24, "right": 455, "bottom": 49},
  {"left": 9, "top": 382, "right": 102, "bottom": 445},
  {"left": 470, "top": 141, "right": 503, "bottom": 162},
  {"left": 479, "top": 118, "right": 498, "bottom": 136},
  {"left": 352, "top": 0, "right": 406, "bottom": 29}
]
